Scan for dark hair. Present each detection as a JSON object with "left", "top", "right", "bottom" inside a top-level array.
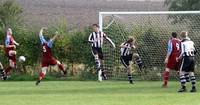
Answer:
[
  {"left": 171, "top": 32, "right": 177, "bottom": 38},
  {"left": 92, "top": 24, "right": 99, "bottom": 28}
]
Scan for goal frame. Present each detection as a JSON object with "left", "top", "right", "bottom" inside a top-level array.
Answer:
[
  {"left": 98, "top": 11, "right": 200, "bottom": 81},
  {"left": 99, "top": 11, "right": 200, "bottom": 31}
]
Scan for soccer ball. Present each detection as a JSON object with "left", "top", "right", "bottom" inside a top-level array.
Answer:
[{"left": 19, "top": 56, "right": 26, "bottom": 62}]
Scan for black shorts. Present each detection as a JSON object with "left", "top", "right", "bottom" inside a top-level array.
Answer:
[
  {"left": 120, "top": 55, "right": 132, "bottom": 68},
  {"left": 180, "top": 56, "right": 195, "bottom": 72},
  {"left": 92, "top": 47, "right": 104, "bottom": 60}
]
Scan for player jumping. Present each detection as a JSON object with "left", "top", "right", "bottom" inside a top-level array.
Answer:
[
  {"left": 120, "top": 36, "right": 136, "bottom": 84},
  {"left": 88, "top": 24, "right": 115, "bottom": 81},
  {"left": 2, "top": 28, "right": 19, "bottom": 80},
  {"left": 177, "top": 31, "right": 197, "bottom": 92},
  {"left": 36, "top": 27, "right": 67, "bottom": 85},
  {"left": 162, "top": 32, "right": 181, "bottom": 87}
]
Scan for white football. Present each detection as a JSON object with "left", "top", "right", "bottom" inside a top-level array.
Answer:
[{"left": 19, "top": 56, "right": 26, "bottom": 62}]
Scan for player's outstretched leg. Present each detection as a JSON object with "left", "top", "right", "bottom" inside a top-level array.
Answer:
[
  {"left": 36, "top": 67, "right": 47, "bottom": 86},
  {"left": 57, "top": 61, "right": 67, "bottom": 75},
  {"left": 189, "top": 72, "right": 197, "bottom": 92},
  {"left": 178, "top": 72, "right": 187, "bottom": 92}
]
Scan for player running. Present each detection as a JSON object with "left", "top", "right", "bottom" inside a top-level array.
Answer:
[
  {"left": 2, "top": 28, "right": 19, "bottom": 80},
  {"left": 177, "top": 31, "right": 197, "bottom": 92},
  {"left": 120, "top": 36, "right": 136, "bottom": 84},
  {"left": 162, "top": 32, "right": 181, "bottom": 87},
  {"left": 36, "top": 27, "right": 67, "bottom": 85},
  {"left": 88, "top": 24, "right": 115, "bottom": 81}
]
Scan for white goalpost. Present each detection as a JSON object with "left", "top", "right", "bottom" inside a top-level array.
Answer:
[
  {"left": 99, "top": 11, "right": 200, "bottom": 31},
  {"left": 98, "top": 11, "right": 200, "bottom": 81}
]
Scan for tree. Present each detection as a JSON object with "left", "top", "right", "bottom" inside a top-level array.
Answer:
[
  {"left": 164, "top": 0, "right": 200, "bottom": 26},
  {"left": 0, "top": 0, "right": 23, "bottom": 29},
  {"left": 165, "top": 0, "right": 200, "bottom": 11}
]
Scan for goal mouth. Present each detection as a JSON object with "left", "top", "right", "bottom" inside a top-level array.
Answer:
[{"left": 99, "top": 11, "right": 200, "bottom": 81}]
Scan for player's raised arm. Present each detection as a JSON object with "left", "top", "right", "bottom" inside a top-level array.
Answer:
[
  {"left": 47, "top": 31, "right": 58, "bottom": 48},
  {"left": 51, "top": 31, "right": 59, "bottom": 42},
  {"left": 120, "top": 42, "right": 128, "bottom": 48},
  {"left": 104, "top": 34, "right": 115, "bottom": 48},
  {"left": 39, "top": 27, "right": 47, "bottom": 44},
  {"left": 39, "top": 27, "right": 47, "bottom": 36}
]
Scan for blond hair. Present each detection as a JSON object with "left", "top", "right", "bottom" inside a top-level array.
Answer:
[{"left": 180, "top": 31, "right": 188, "bottom": 39}]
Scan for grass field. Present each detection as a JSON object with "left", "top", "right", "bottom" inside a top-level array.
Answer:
[{"left": 0, "top": 81, "right": 199, "bottom": 105}]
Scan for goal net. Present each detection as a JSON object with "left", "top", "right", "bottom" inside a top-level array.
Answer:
[{"left": 99, "top": 11, "right": 200, "bottom": 81}]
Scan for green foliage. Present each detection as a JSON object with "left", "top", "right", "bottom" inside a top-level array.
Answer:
[
  {"left": 165, "top": 0, "right": 200, "bottom": 28},
  {"left": 136, "top": 27, "right": 169, "bottom": 67},
  {"left": 165, "top": 0, "right": 200, "bottom": 11},
  {"left": 15, "top": 28, "right": 40, "bottom": 66},
  {"left": 0, "top": 0, "right": 23, "bottom": 29},
  {"left": 66, "top": 27, "right": 94, "bottom": 66}
]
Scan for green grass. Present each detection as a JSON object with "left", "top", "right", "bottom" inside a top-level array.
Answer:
[{"left": 0, "top": 81, "right": 199, "bottom": 105}]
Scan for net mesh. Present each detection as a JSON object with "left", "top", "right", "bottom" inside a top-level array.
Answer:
[{"left": 100, "top": 12, "right": 200, "bottom": 81}]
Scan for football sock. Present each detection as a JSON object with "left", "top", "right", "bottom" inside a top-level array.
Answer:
[
  {"left": 180, "top": 74, "right": 186, "bottom": 89},
  {"left": 185, "top": 73, "right": 190, "bottom": 82},
  {"left": 190, "top": 75, "right": 196, "bottom": 89},
  {"left": 5, "top": 66, "right": 12, "bottom": 75},
  {"left": 163, "top": 71, "right": 169, "bottom": 86},
  {"left": 128, "top": 74, "right": 133, "bottom": 83},
  {"left": 39, "top": 72, "right": 45, "bottom": 80},
  {"left": 58, "top": 64, "right": 65, "bottom": 71}
]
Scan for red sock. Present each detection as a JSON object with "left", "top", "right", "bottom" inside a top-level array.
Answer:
[
  {"left": 39, "top": 72, "right": 45, "bottom": 80},
  {"left": 5, "top": 66, "right": 12, "bottom": 75},
  {"left": 163, "top": 71, "right": 169, "bottom": 86},
  {"left": 58, "top": 64, "right": 64, "bottom": 71}
]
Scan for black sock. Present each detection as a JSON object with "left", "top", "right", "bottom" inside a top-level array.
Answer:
[
  {"left": 128, "top": 74, "right": 133, "bottom": 83},
  {"left": 101, "top": 70, "right": 107, "bottom": 80}
]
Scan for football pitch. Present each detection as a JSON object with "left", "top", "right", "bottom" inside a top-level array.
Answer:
[{"left": 0, "top": 81, "right": 199, "bottom": 105}]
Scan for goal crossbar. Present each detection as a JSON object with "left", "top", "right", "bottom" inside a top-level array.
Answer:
[{"left": 99, "top": 11, "right": 200, "bottom": 31}]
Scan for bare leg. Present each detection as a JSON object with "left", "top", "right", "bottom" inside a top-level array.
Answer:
[{"left": 36, "top": 67, "right": 48, "bottom": 85}]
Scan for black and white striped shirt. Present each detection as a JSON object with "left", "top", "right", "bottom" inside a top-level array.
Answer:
[
  {"left": 120, "top": 42, "right": 134, "bottom": 56},
  {"left": 88, "top": 31, "right": 106, "bottom": 48},
  {"left": 181, "top": 38, "right": 195, "bottom": 57}
]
